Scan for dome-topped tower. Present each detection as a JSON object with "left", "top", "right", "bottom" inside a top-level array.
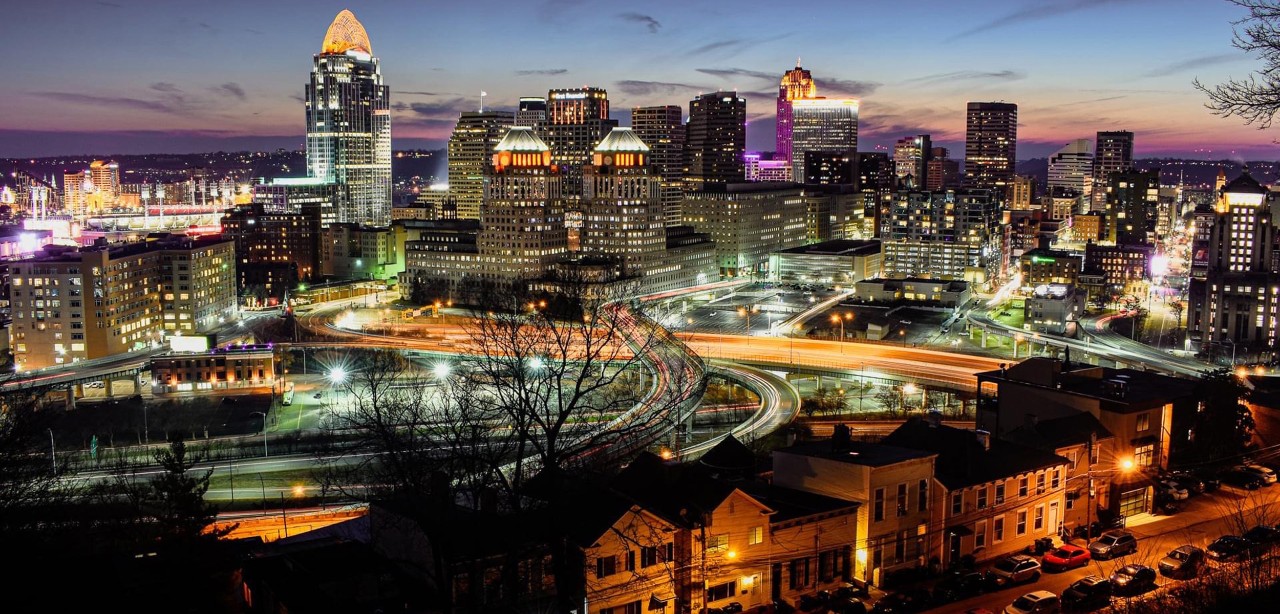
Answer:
[{"left": 321, "top": 9, "right": 372, "bottom": 55}]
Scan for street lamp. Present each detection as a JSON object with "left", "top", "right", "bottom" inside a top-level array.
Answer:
[
  {"left": 328, "top": 367, "right": 348, "bottom": 386},
  {"left": 250, "top": 411, "right": 268, "bottom": 457},
  {"left": 900, "top": 328, "right": 907, "bottom": 347}
]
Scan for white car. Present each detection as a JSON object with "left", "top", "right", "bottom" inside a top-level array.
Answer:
[
  {"left": 1158, "top": 480, "right": 1189, "bottom": 500},
  {"left": 1238, "top": 464, "right": 1278, "bottom": 485},
  {"left": 1005, "top": 590, "right": 1061, "bottom": 614}
]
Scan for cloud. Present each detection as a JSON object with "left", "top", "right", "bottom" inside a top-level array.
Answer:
[
  {"left": 948, "top": 0, "right": 1147, "bottom": 41},
  {"left": 690, "top": 39, "right": 748, "bottom": 56},
  {"left": 619, "top": 12, "right": 661, "bottom": 33},
  {"left": 696, "top": 67, "right": 776, "bottom": 81},
  {"left": 814, "top": 77, "right": 880, "bottom": 97},
  {"left": 613, "top": 80, "right": 701, "bottom": 97},
  {"left": 149, "top": 82, "right": 182, "bottom": 94},
  {"left": 392, "top": 97, "right": 474, "bottom": 119},
  {"left": 211, "top": 82, "right": 246, "bottom": 100},
  {"left": 514, "top": 68, "right": 569, "bottom": 76},
  {"left": 33, "top": 92, "right": 183, "bottom": 114},
  {"left": 395, "top": 90, "right": 456, "bottom": 97},
  {"left": 903, "top": 70, "right": 1026, "bottom": 85},
  {"left": 1141, "top": 53, "right": 1242, "bottom": 78}
]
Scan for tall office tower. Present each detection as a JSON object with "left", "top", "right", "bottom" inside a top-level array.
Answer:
[
  {"left": 1047, "top": 139, "right": 1094, "bottom": 202},
  {"left": 63, "top": 169, "right": 91, "bottom": 218},
  {"left": 306, "top": 10, "right": 392, "bottom": 227},
  {"left": 803, "top": 151, "right": 855, "bottom": 185},
  {"left": 926, "top": 147, "right": 958, "bottom": 191},
  {"left": 1008, "top": 175, "right": 1035, "bottom": 210},
  {"left": 447, "top": 111, "right": 514, "bottom": 220},
  {"left": 581, "top": 128, "right": 666, "bottom": 286},
  {"left": 1092, "top": 131, "right": 1134, "bottom": 210},
  {"left": 631, "top": 105, "right": 686, "bottom": 226},
  {"left": 684, "top": 91, "right": 747, "bottom": 191},
  {"left": 964, "top": 102, "right": 1018, "bottom": 191},
  {"left": 541, "top": 87, "right": 617, "bottom": 197},
  {"left": 790, "top": 98, "right": 858, "bottom": 182},
  {"left": 515, "top": 97, "right": 547, "bottom": 127},
  {"left": 1188, "top": 171, "right": 1280, "bottom": 355},
  {"left": 88, "top": 160, "right": 120, "bottom": 204},
  {"left": 1104, "top": 168, "right": 1160, "bottom": 246},
  {"left": 882, "top": 188, "right": 1004, "bottom": 286},
  {"left": 479, "top": 127, "right": 567, "bottom": 282},
  {"left": 776, "top": 61, "right": 817, "bottom": 174},
  {"left": 894, "top": 135, "right": 932, "bottom": 186}
]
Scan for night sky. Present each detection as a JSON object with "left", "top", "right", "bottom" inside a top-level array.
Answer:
[{"left": 2, "top": 0, "right": 1273, "bottom": 159}]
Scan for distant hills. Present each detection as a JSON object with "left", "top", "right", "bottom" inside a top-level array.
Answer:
[{"left": 1016, "top": 158, "right": 1280, "bottom": 189}]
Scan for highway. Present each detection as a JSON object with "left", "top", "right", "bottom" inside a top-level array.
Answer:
[{"left": 1078, "top": 312, "right": 1210, "bottom": 378}]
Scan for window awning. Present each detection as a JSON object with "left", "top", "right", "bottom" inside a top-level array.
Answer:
[{"left": 648, "top": 594, "right": 669, "bottom": 611}]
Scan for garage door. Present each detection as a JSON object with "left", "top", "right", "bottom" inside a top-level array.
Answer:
[{"left": 1118, "top": 487, "right": 1148, "bottom": 518}]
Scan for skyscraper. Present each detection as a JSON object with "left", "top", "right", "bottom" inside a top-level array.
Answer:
[
  {"left": 88, "top": 160, "right": 120, "bottom": 205},
  {"left": 541, "top": 87, "right": 617, "bottom": 198},
  {"left": 1093, "top": 131, "right": 1135, "bottom": 210},
  {"left": 1047, "top": 139, "right": 1093, "bottom": 201},
  {"left": 964, "top": 102, "right": 1018, "bottom": 191},
  {"left": 894, "top": 135, "right": 932, "bottom": 187},
  {"left": 776, "top": 62, "right": 817, "bottom": 177},
  {"left": 631, "top": 105, "right": 686, "bottom": 226},
  {"left": 479, "top": 127, "right": 568, "bottom": 282},
  {"left": 515, "top": 97, "right": 547, "bottom": 127},
  {"left": 306, "top": 10, "right": 392, "bottom": 227},
  {"left": 926, "top": 147, "right": 959, "bottom": 191},
  {"left": 447, "top": 111, "right": 514, "bottom": 220},
  {"left": 685, "top": 91, "right": 746, "bottom": 191},
  {"left": 1104, "top": 168, "right": 1159, "bottom": 246},
  {"left": 790, "top": 98, "right": 858, "bottom": 182},
  {"left": 582, "top": 128, "right": 666, "bottom": 285}
]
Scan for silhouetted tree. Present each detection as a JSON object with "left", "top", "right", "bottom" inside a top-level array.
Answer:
[
  {"left": 1189, "top": 368, "right": 1255, "bottom": 461},
  {"left": 1196, "top": 1, "right": 1280, "bottom": 128}
]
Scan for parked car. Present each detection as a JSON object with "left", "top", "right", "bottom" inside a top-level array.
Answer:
[
  {"left": 797, "top": 593, "right": 828, "bottom": 612},
  {"left": 1109, "top": 564, "right": 1157, "bottom": 595},
  {"left": 1166, "top": 472, "right": 1206, "bottom": 495},
  {"left": 1156, "top": 479, "right": 1190, "bottom": 500},
  {"left": 1004, "top": 590, "right": 1062, "bottom": 614},
  {"left": 1088, "top": 530, "right": 1138, "bottom": 559},
  {"left": 1220, "top": 468, "right": 1265, "bottom": 490},
  {"left": 933, "top": 570, "right": 998, "bottom": 603},
  {"left": 709, "top": 603, "right": 744, "bottom": 614},
  {"left": 834, "top": 582, "right": 870, "bottom": 601},
  {"left": 1042, "top": 544, "right": 1091, "bottom": 572},
  {"left": 1206, "top": 535, "right": 1252, "bottom": 561},
  {"left": 1242, "top": 524, "right": 1280, "bottom": 550},
  {"left": 1159, "top": 545, "right": 1206, "bottom": 579},
  {"left": 991, "top": 554, "right": 1043, "bottom": 586},
  {"left": 828, "top": 597, "right": 868, "bottom": 614},
  {"left": 870, "top": 589, "right": 931, "bottom": 614},
  {"left": 1237, "top": 464, "right": 1278, "bottom": 485},
  {"left": 1061, "top": 576, "right": 1112, "bottom": 611}
]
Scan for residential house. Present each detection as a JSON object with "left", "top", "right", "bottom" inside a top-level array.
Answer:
[{"left": 1002, "top": 412, "right": 1117, "bottom": 535}]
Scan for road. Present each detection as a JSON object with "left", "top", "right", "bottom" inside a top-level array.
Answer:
[
  {"left": 926, "top": 482, "right": 1280, "bottom": 613},
  {"left": 1078, "top": 312, "right": 1210, "bottom": 378}
]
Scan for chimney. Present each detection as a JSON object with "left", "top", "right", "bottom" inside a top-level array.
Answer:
[{"left": 976, "top": 429, "right": 991, "bottom": 451}]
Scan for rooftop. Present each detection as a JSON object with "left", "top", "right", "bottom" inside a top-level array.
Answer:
[
  {"left": 594, "top": 127, "right": 650, "bottom": 153},
  {"left": 320, "top": 9, "right": 372, "bottom": 55},
  {"left": 778, "top": 439, "right": 936, "bottom": 467},
  {"left": 881, "top": 417, "right": 1070, "bottom": 489},
  {"left": 978, "top": 358, "right": 1198, "bottom": 412},
  {"left": 494, "top": 127, "right": 549, "bottom": 152},
  {"left": 1223, "top": 170, "right": 1267, "bottom": 196},
  {"left": 776, "top": 239, "right": 881, "bottom": 256},
  {"left": 1002, "top": 411, "right": 1115, "bottom": 451}
]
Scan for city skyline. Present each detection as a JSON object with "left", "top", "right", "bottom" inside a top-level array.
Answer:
[{"left": 1, "top": 0, "right": 1273, "bottom": 159}]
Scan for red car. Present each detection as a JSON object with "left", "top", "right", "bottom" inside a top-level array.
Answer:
[{"left": 1042, "top": 543, "right": 1091, "bottom": 571}]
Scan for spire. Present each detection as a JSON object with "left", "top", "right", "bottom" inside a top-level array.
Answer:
[
  {"left": 321, "top": 9, "right": 372, "bottom": 55},
  {"left": 796, "top": 57, "right": 802, "bottom": 68}
]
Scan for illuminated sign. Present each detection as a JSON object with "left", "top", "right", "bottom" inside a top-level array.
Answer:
[
  {"left": 553, "top": 92, "right": 588, "bottom": 100},
  {"left": 1030, "top": 256, "right": 1055, "bottom": 264},
  {"left": 169, "top": 335, "right": 211, "bottom": 353}
]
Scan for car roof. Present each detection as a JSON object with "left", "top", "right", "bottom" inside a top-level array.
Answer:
[
  {"left": 1007, "top": 554, "right": 1034, "bottom": 562},
  {"left": 1025, "top": 590, "right": 1057, "bottom": 599},
  {"left": 1101, "top": 530, "right": 1131, "bottom": 538},
  {"left": 1076, "top": 575, "right": 1106, "bottom": 585},
  {"left": 1056, "top": 543, "right": 1086, "bottom": 551},
  {"left": 1172, "top": 545, "right": 1201, "bottom": 554}
]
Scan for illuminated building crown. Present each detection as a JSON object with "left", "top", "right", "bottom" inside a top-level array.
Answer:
[{"left": 321, "top": 9, "right": 372, "bottom": 55}]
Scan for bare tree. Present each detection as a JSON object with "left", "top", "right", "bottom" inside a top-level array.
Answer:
[{"left": 1195, "top": 1, "right": 1280, "bottom": 128}]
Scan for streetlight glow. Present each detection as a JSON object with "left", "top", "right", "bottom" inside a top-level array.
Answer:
[
  {"left": 328, "top": 367, "right": 348, "bottom": 385},
  {"left": 432, "top": 362, "right": 451, "bottom": 379}
]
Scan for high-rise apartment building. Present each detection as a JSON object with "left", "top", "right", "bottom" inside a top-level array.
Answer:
[
  {"left": 7, "top": 235, "right": 236, "bottom": 370},
  {"left": 305, "top": 10, "right": 392, "bottom": 227},
  {"left": 684, "top": 92, "right": 746, "bottom": 191},
  {"left": 1104, "top": 168, "right": 1159, "bottom": 246},
  {"left": 541, "top": 87, "right": 617, "bottom": 198},
  {"left": 1188, "top": 171, "right": 1280, "bottom": 357},
  {"left": 1093, "top": 131, "right": 1134, "bottom": 210},
  {"left": 223, "top": 178, "right": 337, "bottom": 299},
  {"left": 1008, "top": 175, "right": 1035, "bottom": 210},
  {"left": 581, "top": 128, "right": 666, "bottom": 286},
  {"left": 515, "top": 97, "right": 547, "bottom": 127},
  {"left": 964, "top": 102, "right": 1018, "bottom": 191},
  {"left": 776, "top": 62, "right": 817, "bottom": 174},
  {"left": 1048, "top": 139, "right": 1093, "bottom": 202},
  {"left": 631, "top": 105, "right": 686, "bottom": 226},
  {"left": 790, "top": 99, "right": 858, "bottom": 182},
  {"left": 447, "top": 111, "right": 515, "bottom": 220},
  {"left": 926, "top": 147, "right": 959, "bottom": 191},
  {"left": 882, "top": 189, "right": 1004, "bottom": 286},
  {"left": 894, "top": 135, "right": 932, "bottom": 187},
  {"left": 89, "top": 160, "right": 120, "bottom": 205},
  {"left": 479, "top": 127, "right": 568, "bottom": 282}
]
